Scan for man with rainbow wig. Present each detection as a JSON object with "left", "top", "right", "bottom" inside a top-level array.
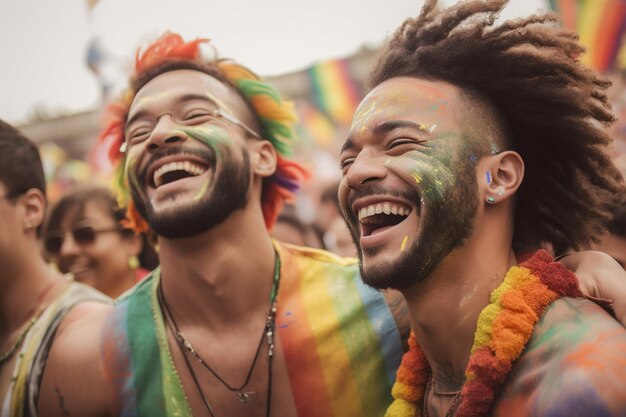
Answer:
[{"left": 37, "top": 33, "right": 408, "bottom": 417}]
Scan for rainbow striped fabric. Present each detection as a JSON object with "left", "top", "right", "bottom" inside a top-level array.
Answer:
[
  {"left": 549, "top": 0, "right": 626, "bottom": 72},
  {"left": 101, "top": 242, "right": 404, "bottom": 417}
]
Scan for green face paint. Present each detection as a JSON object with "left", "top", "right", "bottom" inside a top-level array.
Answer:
[
  {"left": 179, "top": 126, "right": 232, "bottom": 160},
  {"left": 385, "top": 132, "right": 468, "bottom": 205}
]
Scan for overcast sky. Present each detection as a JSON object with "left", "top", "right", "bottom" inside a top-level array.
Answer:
[{"left": 0, "top": 0, "right": 547, "bottom": 124}]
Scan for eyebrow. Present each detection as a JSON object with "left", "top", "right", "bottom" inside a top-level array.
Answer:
[
  {"left": 342, "top": 119, "right": 431, "bottom": 153},
  {"left": 126, "top": 93, "right": 220, "bottom": 129},
  {"left": 373, "top": 120, "right": 431, "bottom": 135}
]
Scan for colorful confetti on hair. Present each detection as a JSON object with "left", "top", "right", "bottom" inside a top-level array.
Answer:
[
  {"left": 96, "top": 32, "right": 307, "bottom": 232},
  {"left": 385, "top": 250, "right": 583, "bottom": 417}
]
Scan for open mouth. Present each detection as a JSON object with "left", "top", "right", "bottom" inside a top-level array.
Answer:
[
  {"left": 151, "top": 161, "right": 209, "bottom": 188},
  {"left": 357, "top": 202, "right": 414, "bottom": 237}
]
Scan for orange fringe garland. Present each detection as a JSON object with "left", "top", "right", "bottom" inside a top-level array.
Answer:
[{"left": 385, "top": 250, "right": 583, "bottom": 417}]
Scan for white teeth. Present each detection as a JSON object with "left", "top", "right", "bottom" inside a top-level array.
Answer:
[
  {"left": 357, "top": 202, "right": 412, "bottom": 221},
  {"left": 153, "top": 161, "right": 206, "bottom": 187}
]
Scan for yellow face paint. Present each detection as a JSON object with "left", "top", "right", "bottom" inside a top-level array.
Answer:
[
  {"left": 193, "top": 178, "right": 210, "bottom": 201},
  {"left": 400, "top": 235, "right": 409, "bottom": 252}
]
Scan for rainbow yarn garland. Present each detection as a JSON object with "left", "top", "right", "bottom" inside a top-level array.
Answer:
[{"left": 385, "top": 250, "right": 583, "bottom": 417}]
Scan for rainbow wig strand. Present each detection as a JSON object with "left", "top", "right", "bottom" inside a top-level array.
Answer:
[{"left": 98, "top": 32, "right": 307, "bottom": 232}]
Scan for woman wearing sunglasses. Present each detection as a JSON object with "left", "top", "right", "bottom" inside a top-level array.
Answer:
[{"left": 43, "top": 186, "right": 157, "bottom": 298}]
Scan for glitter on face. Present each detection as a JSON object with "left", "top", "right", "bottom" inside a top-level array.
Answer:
[
  {"left": 385, "top": 132, "right": 463, "bottom": 204},
  {"left": 486, "top": 171, "right": 492, "bottom": 184},
  {"left": 497, "top": 186, "right": 505, "bottom": 196}
]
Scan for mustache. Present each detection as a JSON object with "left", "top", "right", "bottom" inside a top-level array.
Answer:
[
  {"left": 345, "top": 184, "right": 417, "bottom": 217},
  {"left": 136, "top": 146, "right": 215, "bottom": 185}
]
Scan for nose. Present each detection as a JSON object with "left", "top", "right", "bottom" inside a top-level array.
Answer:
[
  {"left": 345, "top": 151, "right": 388, "bottom": 189},
  {"left": 58, "top": 232, "right": 80, "bottom": 259},
  {"left": 145, "top": 113, "right": 187, "bottom": 152}
]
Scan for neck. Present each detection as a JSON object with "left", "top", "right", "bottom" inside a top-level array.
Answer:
[
  {"left": 158, "top": 208, "right": 277, "bottom": 332},
  {"left": 401, "top": 233, "right": 516, "bottom": 390},
  {"left": 0, "top": 242, "right": 65, "bottom": 337}
]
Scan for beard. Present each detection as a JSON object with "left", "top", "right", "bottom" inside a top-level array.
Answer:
[
  {"left": 342, "top": 162, "right": 479, "bottom": 291},
  {"left": 130, "top": 146, "right": 251, "bottom": 239}
]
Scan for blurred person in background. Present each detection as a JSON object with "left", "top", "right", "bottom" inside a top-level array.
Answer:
[
  {"left": 324, "top": 216, "right": 356, "bottom": 257},
  {"left": 271, "top": 204, "right": 323, "bottom": 248},
  {"left": 43, "top": 185, "right": 158, "bottom": 298},
  {"left": 312, "top": 181, "right": 342, "bottom": 247},
  {"left": 0, "top": 120, "right": 109, "bottom": 417}
]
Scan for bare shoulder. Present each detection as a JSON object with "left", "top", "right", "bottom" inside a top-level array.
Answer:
[
  {"left": 38, "top": 304, "right": 117, "bottom": 417},
  {"left": 493, "top": 298, "right": 626, "bottom": 417}
]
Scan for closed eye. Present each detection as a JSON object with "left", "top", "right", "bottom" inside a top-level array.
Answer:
[
  {"left": 182, "top": 110, "right": 213, "bottom": 121},
  {"left": 340, "top": 157, "right": 355, "bottom": 172},
  {"left": 128, "top": 128, "right": 152, "bottom": 143},
  {"left": 387, "top": 138, "right": 423, "bottom": 149}
]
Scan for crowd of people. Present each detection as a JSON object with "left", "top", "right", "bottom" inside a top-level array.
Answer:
[{"left": 1, "top": 1, "right": 626, "bottom": 416}]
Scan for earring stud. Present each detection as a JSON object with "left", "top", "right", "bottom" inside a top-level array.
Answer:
[{"left": 487, "top": 196, "right": 496, "bottom": 203}]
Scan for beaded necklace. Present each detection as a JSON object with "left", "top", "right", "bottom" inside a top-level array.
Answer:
[
  {"left": 159, "top": 250, "right": 281, "bottom": 417},
  {"left": 385, "top": 250, "right": 583, "bottom": 417}
]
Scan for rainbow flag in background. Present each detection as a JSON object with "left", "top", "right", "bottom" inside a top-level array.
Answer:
[
  {"left": 298, "top": 100, "right": 336, "bottom": 147},
  {"left": 548, "top": 0, "right": 626, "bottom": 72},
  {"left": 309, "top": 59, "right": 361, "bottom": 125}
]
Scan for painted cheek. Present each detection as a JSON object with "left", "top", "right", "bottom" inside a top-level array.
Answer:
[
  {"left": 126, "top": 157, "right": 141, "bottom": 192},
  {"left": 385, "top": 153, "right": 455, "bottom": 203},
  {"left": 180, "top": 126, "right": 232, "bottom": 159},
  {"left": 351, "top": 100, "right": 377, "bottom": 135},
  {"left": 193, "top": 179, "right": 210, "bottom": 201},
  {"left": 337, "top": 180, "right": 351, "bottom": 218}
]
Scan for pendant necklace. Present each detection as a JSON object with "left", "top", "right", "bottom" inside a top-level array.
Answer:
[{"left": 159, "top": 250, "right": 281, "bottom": 417}]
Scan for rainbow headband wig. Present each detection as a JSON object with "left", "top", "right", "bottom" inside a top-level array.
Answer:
[{"left": 99, "top": 32, "right": 307, "bottom": 232}]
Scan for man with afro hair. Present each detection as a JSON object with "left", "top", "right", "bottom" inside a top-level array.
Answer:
[{"left": 338, "top": 0, "right": 626, "bottom": 416}]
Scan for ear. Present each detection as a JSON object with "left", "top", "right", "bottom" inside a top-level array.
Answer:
[
  {"left": 19, "top": 188, "right": 46, "bottom": 232},
  {"left": 479, "top": 151, "right": 524, "bottom": 206},
  {"left": 249, "top": 139, "right": 278, "bottom": 179}
]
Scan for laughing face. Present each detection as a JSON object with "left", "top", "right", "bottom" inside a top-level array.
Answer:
[
  {"left": 124, "top": 70, "right": 259, "bottom": 238},
  {"left": 338, "top": 77, "right": 482, "bottom": 290}
]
